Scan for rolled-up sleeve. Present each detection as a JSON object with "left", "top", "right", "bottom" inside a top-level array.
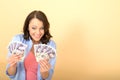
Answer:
[{"left": 45, "top": 57, "right": 56, "bottom": 80}]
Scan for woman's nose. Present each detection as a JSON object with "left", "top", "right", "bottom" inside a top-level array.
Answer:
[{"left": 36, "top": 29, "right": 40, "bottom": 34}]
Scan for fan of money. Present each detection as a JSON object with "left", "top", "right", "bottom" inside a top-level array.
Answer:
[
  {"left": 7, "top": 41, "right": 27, "bottom": 61},
  {"left": 34, "top": 44, "right": 56, "bottom": 62}
]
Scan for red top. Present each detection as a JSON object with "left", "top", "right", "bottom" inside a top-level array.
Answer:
[{"left": 24, "top": 51, "right": 38, "bottom": 80}]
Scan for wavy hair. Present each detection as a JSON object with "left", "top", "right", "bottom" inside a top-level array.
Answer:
[{"left": 23, "top": 10, "right": 52, "bottom": 44}]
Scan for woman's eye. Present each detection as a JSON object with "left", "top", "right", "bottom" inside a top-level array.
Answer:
[
  {"left": 40, "top": 26, "right": 44, "bottom": 30},
  {"left": 32, "top": 27, "right": 36, "bottom": 29}
]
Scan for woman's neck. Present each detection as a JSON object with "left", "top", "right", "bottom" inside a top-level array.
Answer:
[{"left": 32, "top": 40, "right": 40, "bottom": 44}]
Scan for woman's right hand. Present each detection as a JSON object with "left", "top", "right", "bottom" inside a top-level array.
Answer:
[
  {"left": 7, "top": 53, "right": 23, "bottom": 76},
  {"left": 7, "top": 53, "right": 22, "bottom": 67}
]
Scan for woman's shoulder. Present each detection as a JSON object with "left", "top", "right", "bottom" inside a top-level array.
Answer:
[
  {"left": 47, "top": 39, "right": 56, "bottom": 49},
  {"left": 11, "top": 34, "right": 24, "bottom": 42}
]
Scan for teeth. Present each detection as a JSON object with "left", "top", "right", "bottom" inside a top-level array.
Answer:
[
  {"left": 35, "top": 35, "right": 40, "bottom": 37},
  {"left": 35, "top": 36, "right": 40, "bottom": 38}
]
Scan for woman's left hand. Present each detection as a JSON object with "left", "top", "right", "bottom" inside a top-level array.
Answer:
[
  {"left": 38, "top": 59, "right": 51, "bottom": 79},
  {"left": 38, "top": 59, "right": 51, "bottom": 73}
]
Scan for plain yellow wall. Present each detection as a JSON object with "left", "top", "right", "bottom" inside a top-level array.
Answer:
[{"left": 0, "top": 0, "right": 120, "bottom": 80}]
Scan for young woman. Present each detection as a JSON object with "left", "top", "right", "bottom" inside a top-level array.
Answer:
[{"left": 6, "top": 10, "right": 56, "bottom": 80}]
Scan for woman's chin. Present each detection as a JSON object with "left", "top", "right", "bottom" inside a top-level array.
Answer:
[
  {"left": 35, "top": 39, "right": 40, "bottom": 42},
  {"left": 32, "top": 38, "right": 41, "bottom": 43}
]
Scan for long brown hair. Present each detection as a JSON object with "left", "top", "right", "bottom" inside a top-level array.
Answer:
[{"left": 23, "top": 10, "right": 52, "bottom": 44}]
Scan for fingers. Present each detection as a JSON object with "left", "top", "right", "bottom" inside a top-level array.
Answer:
[
  {"left": 9, "top": 60, "right": 17, "bottom": 67},
  {"left": 39, "top": 59, "right": 51, "bottom": 72},
  {"left": 7, "top": 53, "right": 23, "bottom": 67}
]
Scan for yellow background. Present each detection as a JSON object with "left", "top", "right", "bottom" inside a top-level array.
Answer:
[{"left": 0, "top": 0, "right": 120, "bottom": 80}]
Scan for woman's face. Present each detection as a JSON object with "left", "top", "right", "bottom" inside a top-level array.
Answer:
[{"left": 28, "top": 18, "right": 44, "bottom": 43}]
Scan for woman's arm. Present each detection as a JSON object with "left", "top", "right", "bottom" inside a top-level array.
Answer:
[
  {"left": 7, "top": 54, "right": 22, "bottom": 76},
  {"left": 7, "top": 64, "right": 17, "bottom": 76}
]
